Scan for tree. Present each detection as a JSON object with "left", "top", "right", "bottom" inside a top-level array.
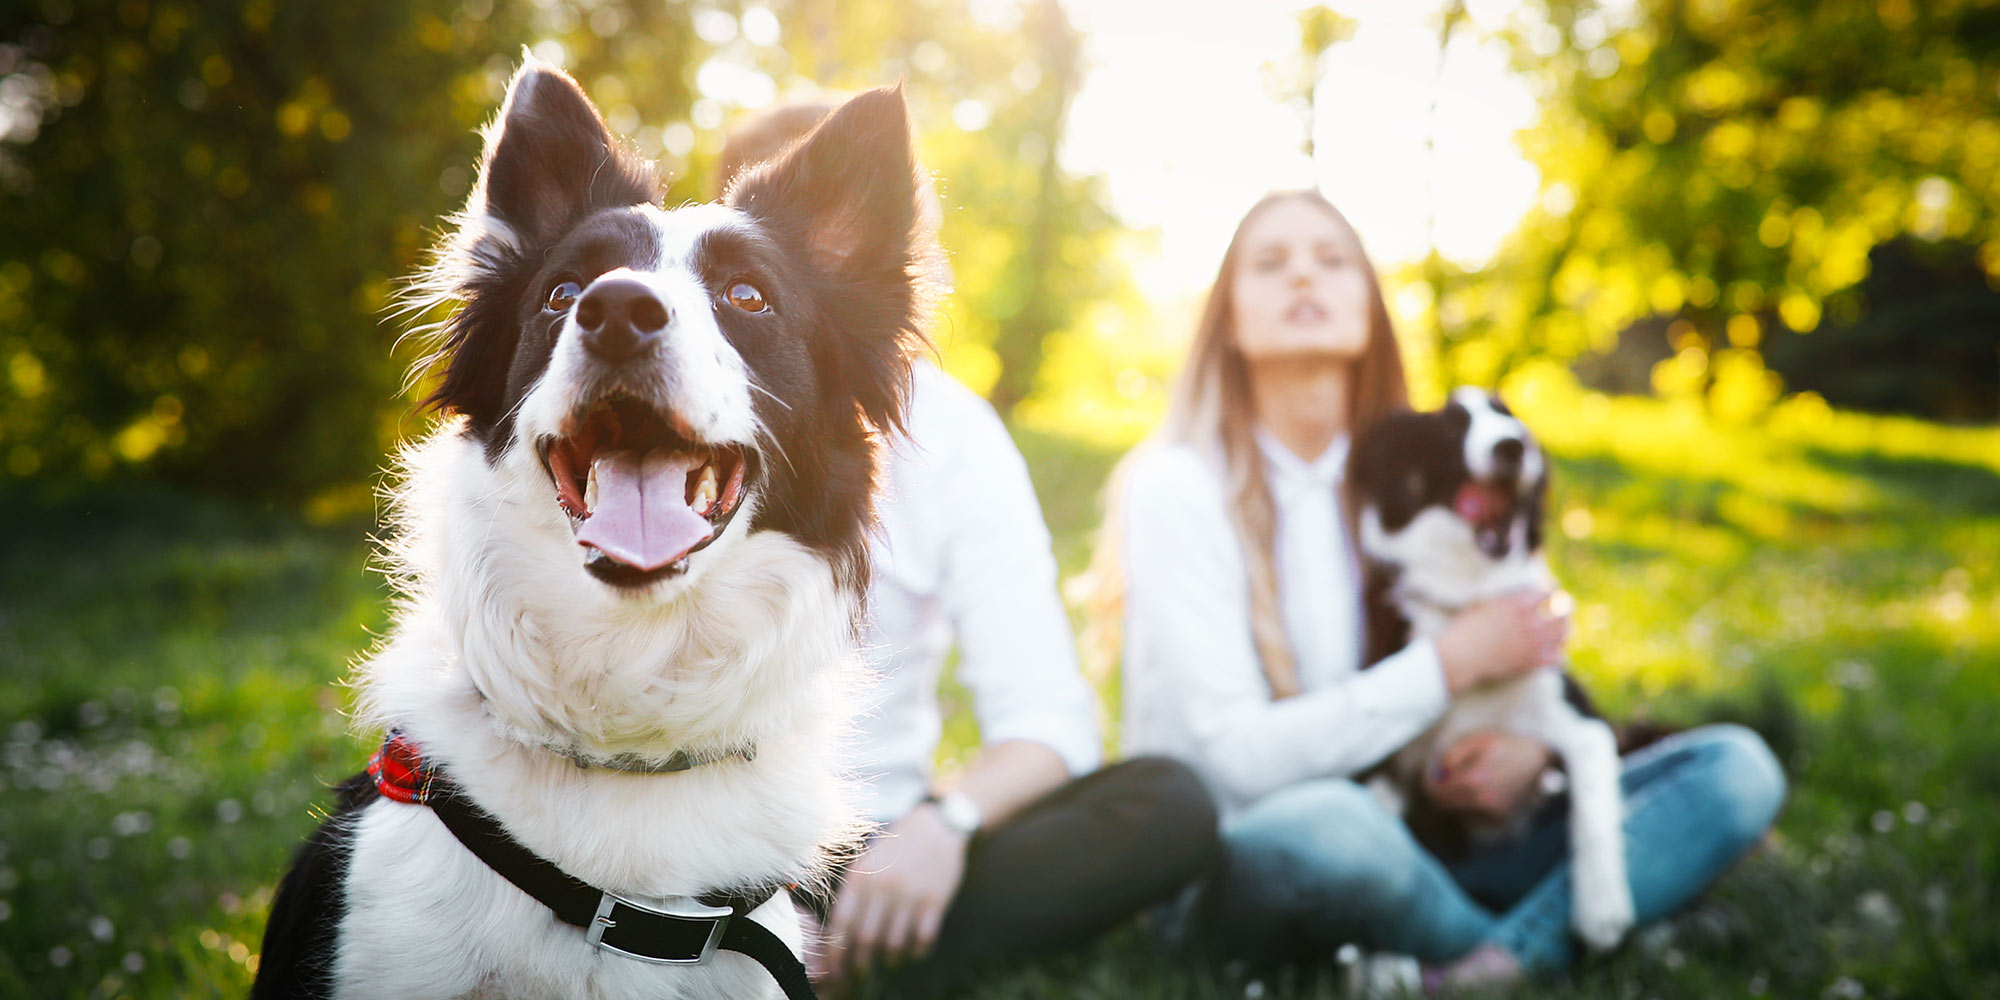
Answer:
[
  {"left": 1428, "top": 0, "right": 2000, "bottom": 415},
  {"left": 0, "top": 0, "right": 553, "bottom": 497},
  {"left": 715, "top": 0, "right": 1123, "bottom": 417},
  {"left": 1, "top": 0, "right": 1125, "bottom": 500}
]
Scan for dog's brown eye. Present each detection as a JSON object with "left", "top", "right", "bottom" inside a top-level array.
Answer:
[
  {"left": 545, "top": 280, "right": 582, "bottom": 313},
  {"left": 726, "top": 281, "right": 768, "bottom": 313}
]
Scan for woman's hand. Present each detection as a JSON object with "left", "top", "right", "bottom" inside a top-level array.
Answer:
[
  {"left": 1423, "top": 730, "right": 1555, "bottom": 821},
  {"left": 1434, "top": 590, "right": 1570, "bottom": 695}
]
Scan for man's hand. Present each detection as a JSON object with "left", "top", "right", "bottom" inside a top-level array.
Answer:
[
  {"left": 1423, "top": 730, "right": 1555, "bottom": 822},
  {"left": 817, "top": 803, "right": 968, "bottom": 983}
]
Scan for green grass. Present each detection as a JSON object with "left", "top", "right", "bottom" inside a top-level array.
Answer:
[{"left": 3, "top": 388, "right": 1997, "bottom": 999}]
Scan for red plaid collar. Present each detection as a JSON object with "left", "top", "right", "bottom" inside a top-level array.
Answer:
[{"left": 366, "top": 729, "right": 438, "bottom": 804}]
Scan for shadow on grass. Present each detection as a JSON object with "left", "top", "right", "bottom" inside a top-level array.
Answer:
[{"left": 1803, "top": 447, "right": 2000, "bottom": 514}]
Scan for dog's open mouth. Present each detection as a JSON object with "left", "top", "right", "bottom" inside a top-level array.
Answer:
[
  {"left": 1454, "top": 480, "right": 1516, "bottom": 559},
  {"left": 537, "top": 395, "right": 753, "bottom": 586}
]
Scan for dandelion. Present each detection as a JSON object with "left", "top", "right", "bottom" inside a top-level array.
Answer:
[
  {"left": 153, "top": 687, "right": 181, "bottom": 722},
  {"left": 0, "top": 866, "right": 16, "bottom": 891},
  {"left": 1637, "top": 921, "right": 1677, "bottom": 955},
  {"left": 77, "top": 700, "right": 108, "bottom": 727},
  {"left": 1834, "top": 661, "right": 1875, "bottom": 690},
  {"left": 112, "top": 810, "right": 152, "bottom": 836},
  {"left": 0, "top": 901, "right": 12, "bottom": 922},
  {"left": 122, "top": 951, "right": 144, "bottom": 973},
  {"left": 1244, "top": 980, "right": 1266, "bottom": 999},
  {"left": 1902, "top": 801, "right": 1928, "bottom": 825},
  {"left": 85, "top": 837, "right": 111, "bottom": 860},
  {"left": 1824, "top": 976, "right": 1865, "bottom": 1000},
  {"left": 217, "top": 799, "right": 244, "bottom": 824},
  {"left": 1749, "top": 971, "right": 1770, "bottom": 995},
  {"left": 1869, "top": 810, "right": 1895, "bottom": 834},
  {"left": 167, "top": 836, "right": 192, "bottom": 860},
  {"left": 89, "top": 915, "right": 114, "bottom": 942},
  {"left": 48, "top": 945, "right": 71, "bottom": 968},
  {"left": 1856, "top": 890, "right": 1901, "bottom": 931}
]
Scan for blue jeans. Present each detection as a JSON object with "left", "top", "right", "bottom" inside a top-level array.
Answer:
[{"left": 1212, "top": 724, "right": 1786, "bottom": 973}]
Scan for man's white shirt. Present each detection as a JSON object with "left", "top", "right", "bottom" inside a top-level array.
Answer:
[{"left": 850, "top": 362, "right": 1101, "bottom": 824}]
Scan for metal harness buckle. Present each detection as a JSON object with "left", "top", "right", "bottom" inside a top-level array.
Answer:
[{"left": 585, "top": 893, "right": 733, "bottom": 965}]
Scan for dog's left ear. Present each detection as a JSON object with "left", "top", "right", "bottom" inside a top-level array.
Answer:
[{"left": 726, "top": 86, "right": 932, "bottom": 433}]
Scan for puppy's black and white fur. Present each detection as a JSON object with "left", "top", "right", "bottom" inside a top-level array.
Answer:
[
  {"left": 1350, "top": 388, "right": 1634, "bottom": 953},
  {"left": 253, "top": 59, "right": 931, "bottom": 999}
]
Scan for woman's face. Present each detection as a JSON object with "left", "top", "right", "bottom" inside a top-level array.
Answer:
[{"left": 1228, "top": 198, "right": 1372, "bottom": 363}]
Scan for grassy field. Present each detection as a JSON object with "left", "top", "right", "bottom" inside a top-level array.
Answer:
[{"left": 3, "top": 382, "right": 1997, "bottom": 998}]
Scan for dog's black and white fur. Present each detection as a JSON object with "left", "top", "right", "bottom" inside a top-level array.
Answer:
[
  {"left": 253, "top": 59, "right": 931, "bottom": 999},
  {"left": 1350, "top": 388, "right": 1635, "bottom": 953}
]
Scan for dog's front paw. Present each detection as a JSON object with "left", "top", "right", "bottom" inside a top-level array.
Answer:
[{"left": 1571, "top": 880, "right": 1636, "bottom": 952}]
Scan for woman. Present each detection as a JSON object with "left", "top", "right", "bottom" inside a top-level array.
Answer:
[{"left": 1108, "top": 191, "right": 1786, "bottom": 990}]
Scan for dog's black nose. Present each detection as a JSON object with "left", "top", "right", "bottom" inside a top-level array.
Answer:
[
  {"left": 575, "top": 277, "right": 670, "bottom": 361},
  {"left": 1492, "top": 437, "right": 1524, "bottom": 472}
]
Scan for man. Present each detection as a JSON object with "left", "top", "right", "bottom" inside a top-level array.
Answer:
[{"left": 716, "top": 103, "right": 1216, "bottom": 996}]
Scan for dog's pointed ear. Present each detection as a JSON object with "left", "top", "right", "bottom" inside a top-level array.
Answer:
[
  {"left": 471, "top": 57, "right": 656, "bottom": 244},
  {"left": 725, "top": 86, "right": 925, "bottom": 278},
  {"left": 726, "top": 86, "right": 933, "bottom": 433}
]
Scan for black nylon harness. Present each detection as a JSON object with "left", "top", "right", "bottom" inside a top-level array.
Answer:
[{"left": 377, "top": 732, "right": 816, "bottom": 999}]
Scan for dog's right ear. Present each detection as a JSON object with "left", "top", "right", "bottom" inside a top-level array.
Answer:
[
  {"left": 725, "top": 86, "right": 933, "bottom": 436},
  {"left": 470, "top": 57, "right": 657, "bottom": 246}
]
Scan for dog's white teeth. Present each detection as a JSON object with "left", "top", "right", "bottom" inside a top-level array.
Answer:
[
  {"left": 585, "top": 460, "right": 600, "bottom": 512},
  {"left": 691, "top": 463, "right": 719, "bottom": 516}
]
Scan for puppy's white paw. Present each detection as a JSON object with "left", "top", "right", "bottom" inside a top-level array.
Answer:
[{"left": 1571, "top": 881, "right": 1636, "bottom": 952}]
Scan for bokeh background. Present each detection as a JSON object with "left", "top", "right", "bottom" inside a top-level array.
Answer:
[{"left": 1, "top": 0, "right": 1996, "bottom": 997}]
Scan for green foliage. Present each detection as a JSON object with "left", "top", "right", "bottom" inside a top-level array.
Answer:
[
  {"left": 1421, "top": 0, "right": 2000, "bottom": 412},
  {"left": 0, "top": 0, "right": 1125, "bottom": 500},
  {"left": 6, "top": 392, "right": 1997, "bottom": 998},
  {"left": 1763, "top": 237, "right": 2000, "bottom": 421},
  {"left": 0, "top": 0, "right": 540, "bottom": 498},
  {"left": 712, "top": 0, "right": 1125, "bottom": 413}
]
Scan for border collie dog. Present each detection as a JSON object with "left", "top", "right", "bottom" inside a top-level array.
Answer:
[
  {"left": 253, "top": 59, "right": 931, "bottom": 999},
  {"left": 1349, "top": 388, "right": 1635, "bottom": 953}
]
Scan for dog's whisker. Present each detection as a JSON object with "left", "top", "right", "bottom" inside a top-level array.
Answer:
[{"left": 747, "top": 381, "right": 792, "bottom": 412}]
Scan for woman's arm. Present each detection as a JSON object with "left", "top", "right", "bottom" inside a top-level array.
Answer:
[{"left": 1119, "top": 446, "right": 1450, "bottom": 805}]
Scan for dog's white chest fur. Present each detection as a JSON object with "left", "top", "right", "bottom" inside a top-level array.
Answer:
[{"left": 328, "top": 432, "right": 858, "bottom": 999}]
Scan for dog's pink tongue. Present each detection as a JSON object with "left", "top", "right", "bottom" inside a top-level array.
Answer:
[
  {"left": 1455, "top": 481, "right": 1507, "bottom": 525},
  {"left": 576, "top": 448, "right": 710, "bottom": 571}
]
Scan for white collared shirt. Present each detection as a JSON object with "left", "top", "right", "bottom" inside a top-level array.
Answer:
[
  {"left": 848, "top": 362, "right": 1102, "bottom": 824},
  {"left": 1117, "top": 432, "right": 1448, "bottom": 821}
]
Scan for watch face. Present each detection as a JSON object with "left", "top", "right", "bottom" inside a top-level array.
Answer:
[{"left": 939, "top": 792, "right": 981, "bottom": 836}]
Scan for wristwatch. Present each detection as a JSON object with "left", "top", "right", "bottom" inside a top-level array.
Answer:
[{"left": 922, "top": 789, "right": 982, "bottom": 838}]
